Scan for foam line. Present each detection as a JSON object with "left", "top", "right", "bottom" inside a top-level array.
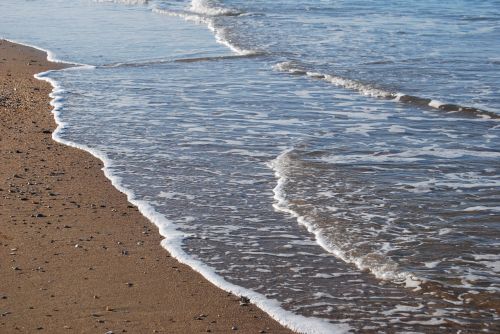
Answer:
[
  {"left": 274, "top": 61, "right": 500, "bottom": 120},
  {"left": 25, "top": 40, "right": 350, "bottom": 334},
  {"left": 267, "top": 148, "right": 423, "bottom": 290},
  {"left": 152, "top": 6, "right": 257, "bottom": 56},
  {"left": 189, "top": 0, "right": 242, "bottom": 17}
]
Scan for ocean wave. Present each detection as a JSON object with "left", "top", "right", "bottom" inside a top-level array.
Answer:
[
  {"left": 189, "top": 0, "right": 242, "bottom": 17},
  {"left": 152, "top": 6, "right": 256, "bottom": 56},
  {"left": 274, "top": 61, "right": 500, "bottom": 120},
  {"left": 34, "top": 55, "right": 350, "bottom": 334},
  {"left": 268, "top": 149, "right": 421, "bottom": 289}
]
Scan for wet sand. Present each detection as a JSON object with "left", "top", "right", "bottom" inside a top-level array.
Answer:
[{"left": 0, "top": 39, "right": 295, "bottom": 334}]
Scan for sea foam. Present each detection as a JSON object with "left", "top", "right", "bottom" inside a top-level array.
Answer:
[
  {"left": 27, "top": 40, "right": 351, "bottom": 334},
  {"left": 268, "top": 149, "right": 422, "bottom": 290}
]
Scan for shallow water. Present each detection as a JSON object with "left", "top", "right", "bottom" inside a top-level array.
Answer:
[{"left": 2, "top": 0, "right": 499, "bottom": 332}]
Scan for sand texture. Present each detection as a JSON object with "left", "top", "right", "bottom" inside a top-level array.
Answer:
[{"left": 0, "top": 39, "right": 295, "bottom": 334}]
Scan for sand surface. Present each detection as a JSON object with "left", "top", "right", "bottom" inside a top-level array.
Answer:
[{"left": 0, "top": 39, "right": 295, "bottom": 334}]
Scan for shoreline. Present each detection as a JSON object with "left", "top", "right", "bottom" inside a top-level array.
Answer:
[{"left": 0, "top": 39, "right": 295, "bottom": 333}]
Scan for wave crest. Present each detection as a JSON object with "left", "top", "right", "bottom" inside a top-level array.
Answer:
[
  {"left": 274, "top": 61, "right": 500, "bottom": 119},
  {"left": 189, "top": 0, "right": 242, "bottom": 17}
]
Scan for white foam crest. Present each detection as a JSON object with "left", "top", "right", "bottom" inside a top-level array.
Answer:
[
  {"left": 268, "top": 149, "right": 421, "bottom": 289},
  {"left": 152, "top": 6, "right": 255, "bottom": 56},
  {"left": 33, "top": 56, "right": 349, "bottom": 334},
  {"left": 428, "top": 99, "right": 445, "bottom": 109},
  {"left": 273, "top": 61, "right": 395, "bottom": 98},
  {"left": 275, "top": 62, "right": 500, "bottom": 120},
  {"left": 322, "top": 74, "right": 394, "bottom": 98},
  {"left": 189, "top": 0, "right": 241, "bottom": 17}
]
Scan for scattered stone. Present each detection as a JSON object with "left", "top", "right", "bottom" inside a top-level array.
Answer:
[
  {"left": 239, "top": 296, "right": 250, "bottom": 306},
  {"left": 106, "top": 306, "right": 114, "bottom": 312},
  {"left": 231, "top": 325, "right": 238, "bottom": 331},
  {"left": 35, "top": 213, "right": 46, "bottom": 218},
  {"left": 126, "top": 282, "right": 133, "bottom": 287}
]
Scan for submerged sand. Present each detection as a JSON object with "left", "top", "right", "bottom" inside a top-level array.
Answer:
[{"left": 0, "top": 39, "right": 294, "bottom": 334}]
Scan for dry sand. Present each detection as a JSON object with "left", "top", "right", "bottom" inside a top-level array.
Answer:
[{"left": 0, "top": 39, "right": 296, "bottom": 334}]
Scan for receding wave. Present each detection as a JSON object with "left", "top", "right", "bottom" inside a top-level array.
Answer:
[
  {"left": 268, "top": 149, "right": 422, "bottom": 289},
  {"left": 152, "top": 6, "right": 257, "bottom": 56},
  {"left": 268, "top": 148, "right": 500, "bottom": 310},
  {"left": 274, "top": 61, "right": 500, "bottom": 119}
]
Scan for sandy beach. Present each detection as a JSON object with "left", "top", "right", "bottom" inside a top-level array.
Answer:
[{"left": 0, "top": 40, "right": 294, "bottom": 334}]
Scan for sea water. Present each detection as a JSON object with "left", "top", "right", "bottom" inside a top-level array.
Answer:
[{"left": 1, "top": 0, "right": 499, "bottom": 332}]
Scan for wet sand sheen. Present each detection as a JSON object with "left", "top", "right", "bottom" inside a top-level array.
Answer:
[{"left": 0, "top": 40, "right": 294, "bottom": 334}]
